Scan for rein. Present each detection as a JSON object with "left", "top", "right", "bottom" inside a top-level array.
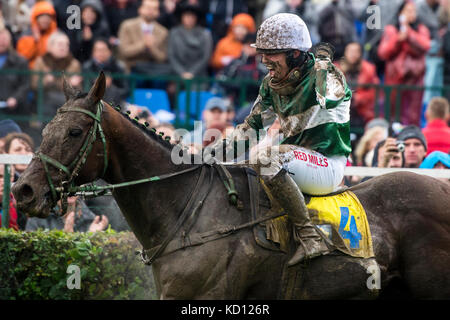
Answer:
[
  {"left": 35, "top": 101, "right": 281, "bottom": 265},
  {"left": 35, "top": 101, "right": 107, "bottom": 213}
]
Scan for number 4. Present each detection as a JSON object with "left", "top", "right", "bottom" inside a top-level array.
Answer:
[{"left": 338, "top": 207, "right": 362, "bottom": 249}]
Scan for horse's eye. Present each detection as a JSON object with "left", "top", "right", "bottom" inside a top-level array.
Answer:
[{"left": 69, "top": 128, "right": 83, "bottom": 137}]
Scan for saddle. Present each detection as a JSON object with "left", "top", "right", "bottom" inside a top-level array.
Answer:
[{"left": 244, "top": 167, "right": 375, "bottom": 260}]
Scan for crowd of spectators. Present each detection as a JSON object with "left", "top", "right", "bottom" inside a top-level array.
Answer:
[
  {"left": 0, "top": 0, "right": 449, "bottom": 229},
  {"left": 0, "top": 0, "right": 446, "bottom": 125}
]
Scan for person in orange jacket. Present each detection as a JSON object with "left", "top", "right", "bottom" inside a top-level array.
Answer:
[
  {"left": 210, "top": 13, "right": 256, "bottom": 72},
  {"left": 16, "top": 1, "right": 58, "bottom": 68}
]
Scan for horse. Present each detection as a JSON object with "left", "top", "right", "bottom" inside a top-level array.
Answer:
[{"left": 12, "top": 72, "right": 450, "bottom": 299}]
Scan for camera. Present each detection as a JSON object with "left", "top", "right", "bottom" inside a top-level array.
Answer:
[{"left": 396, "top": 140, "right": 405, "bottom": 153}]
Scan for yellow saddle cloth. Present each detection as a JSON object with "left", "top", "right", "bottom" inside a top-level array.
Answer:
[{"left": 265, "top": 190, "right": 375, "bottom": 259}]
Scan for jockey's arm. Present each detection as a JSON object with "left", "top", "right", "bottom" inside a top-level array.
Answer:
[{"left": 209, "top": 97, "right": 277, "bottom": 162}]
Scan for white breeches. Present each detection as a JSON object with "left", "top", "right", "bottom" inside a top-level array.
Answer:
[{"left": 254, "top": 145, "right": 347, "bottom": 195}]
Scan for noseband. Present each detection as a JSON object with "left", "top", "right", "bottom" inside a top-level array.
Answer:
[{"left": 35, "top": 101, "right": 108, "bottom": 213}]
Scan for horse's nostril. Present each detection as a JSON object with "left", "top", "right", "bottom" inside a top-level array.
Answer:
[{"left": 20, "top": 184, "right": 34, "bottom": 202}]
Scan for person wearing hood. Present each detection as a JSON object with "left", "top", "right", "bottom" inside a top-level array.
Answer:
[
  {"left": 68, "top": 0, "right": 111, "bottom": 63},
  {"left": 16, "top": 1, "right": 58, "bottom": 68},
  {"left": 420, "top": 151, "right": 450, "bottom": 184},
  {"left": 168, "top": 4, "right": 212, "bottom": 79},
  {"left": 31, "top": 31, "right": 81, "bottom": 119},
  {"left": 210, "top": 13, "right": 256, "bottom": 71},
  {"left": 83, "top": 38, "right": 129, "bottom": 105}
]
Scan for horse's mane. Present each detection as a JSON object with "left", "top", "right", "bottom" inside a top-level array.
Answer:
[
  {"left": 109, "top": 102, "right": 176, "bottom": 151},
  {"left": 71, "top": 94, "right": 194, "bottom": 159}
]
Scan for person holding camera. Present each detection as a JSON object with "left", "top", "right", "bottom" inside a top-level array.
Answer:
[
  {"left": 396, "top": 125, "right": 428, "bottom": 168},
  {"left": 376, "top": 137, "right": 405, "bottom": 168}
]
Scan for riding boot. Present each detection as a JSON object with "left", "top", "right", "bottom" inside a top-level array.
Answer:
[{"left": 262, "top": 169, "right": 331, "bottom": 266}]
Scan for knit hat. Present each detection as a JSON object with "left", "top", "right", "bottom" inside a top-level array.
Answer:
[
  {"left": 0, "top": 119, "right": 22, "bottom": 138},
  {"left": 397, "top": 125, "right": 427, "bottom": 151}
]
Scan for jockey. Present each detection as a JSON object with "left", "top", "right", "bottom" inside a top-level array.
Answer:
[{"left": 220, "top": 13, "right": 352, "bottom": 266}]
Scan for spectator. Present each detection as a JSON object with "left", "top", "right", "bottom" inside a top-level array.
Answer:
[
  {"left": 358, "top": 138, "right": 405, "bottom": 184},
  {"left": 442, "top": 0, "right": 450, "bottom": 101},
  {"left": 377, "top": 0, "right": 431, "bottom": 125},
  {"left": 0, "top": 164, "right": 18, "bottom": 230},
  {"left": 0, "top": 119, "right": 22, "bottom": 153},
  {"left": 158, "top": 0, "right": 182, "bottom": 30},
  {"left": 68, "top": 0, "right": 110, "bottom": 63},
  {"left": 168, "top": 4, "right": 213, "bottom": 80},
  {"left": 0, "top": 28, "right": 31, "bottom": 117},
  {"left": 335, "top": 42, "right": 380, "bottom": 127},
  {"left": 262, "top": 0, "right": 319, "bottom": 44},
  {"left": 207, "top": 0, "right": 248, "bottom": 45},
  {"left": 420, "top": 150, "right": 450, "bottom": 168},
  {"left": 354, "top": 125, "right": 388, "bottom": 166},
  {"left": 183, "top": 96, "right": 230, "bottom": 148},
  {"left": 417, "top": 0, "right": 447, "bottom": 127},
  {"left": 26, "top": 196, "right": 109, "bottom": 232},
  {"left": 358, "top": 0, "right": 403, "bottom": 75},
  {"left": 216, "top": 32, "right": 267, "bottom": 105},
  {"left": 420, "top": 151, "right": 450, "bottom": 184},
  {"left": 104, "top": 0, "right": 139, "bottom": 41},
  {"left": 397, "top": 124, "right": 428, "bottom": 168},
  {"left": 373, "top": 138, "right": 405, "bottom": 168},
  {"left": 83, "top": 38, "right": 129, "bottom": 105},
  {"left": 85, "top": 184, "right": 130, "bottom": 231},
  {"left": 31, "top": 31, "right": 82, "bottom": 119},
  {"left": 318, "top": 0, "right": 357, "bottom": 60},
  {"left": 118, "top": 0, "right": 170, "bottom": 74},
  {"left": 422, "top": 97, "right": 450, "bottom": 155},
  {"left": 4, "top": 132, "right": 34, "bottom": 177},
  {"left": 1, "top": 0, "right": 33, "bottom": 41},
  {"left": 365, "top": 117, "right": 390, "bottom": 132},
  {"left": 53, "top": 0, "right": 83, "bottom": 34},
  {"left": 16, "top": 1, "right": 58, "bottom": 68},
  {"left": 210, "top": 13, "right": 256, "bottom": 72}
]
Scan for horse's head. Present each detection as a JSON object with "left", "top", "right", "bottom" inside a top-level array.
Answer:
[{"left": 12, "top": 72, "right": 108, "bottom": 217}]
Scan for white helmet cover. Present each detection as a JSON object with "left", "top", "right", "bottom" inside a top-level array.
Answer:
[{"left": 251, "top": 13, "right": 312, "bottom": 52}]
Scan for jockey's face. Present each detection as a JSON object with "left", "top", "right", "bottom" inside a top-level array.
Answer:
[{"left": 261, "top": 52, "right": 290, "bottom": 82}]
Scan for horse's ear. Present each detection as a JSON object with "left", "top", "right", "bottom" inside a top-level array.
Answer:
[
  {"left": 87, "top": 71, "right": 106, "bottom": 105},
  {"left": 63, "top": 73, "right": 77, "bottom": 101}
]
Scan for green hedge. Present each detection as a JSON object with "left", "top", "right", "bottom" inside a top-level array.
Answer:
[{"left": 0, "top": 228, "right": 157, "bottom": 300}]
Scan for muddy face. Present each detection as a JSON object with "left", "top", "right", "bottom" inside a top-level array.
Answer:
[
  {"left": 12, "top": 103, "right": 94, "bottom": 217},
  {"left": 261, "top": 52, "right": 290, "bottom": 82},
  {"left": 12, "top": 73, "right": 106, "bottom": 217}
]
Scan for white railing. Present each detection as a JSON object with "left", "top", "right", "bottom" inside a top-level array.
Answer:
[{"left": 1, "top": 155, "right": 449, "bottom": 228}]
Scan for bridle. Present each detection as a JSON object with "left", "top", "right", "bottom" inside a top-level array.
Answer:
[
  {"left": 31, "top": 100, "right": 284, "bottom": 265},
  {"left": 35, "top": 101, "right": 108, "bottom": 213}
]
